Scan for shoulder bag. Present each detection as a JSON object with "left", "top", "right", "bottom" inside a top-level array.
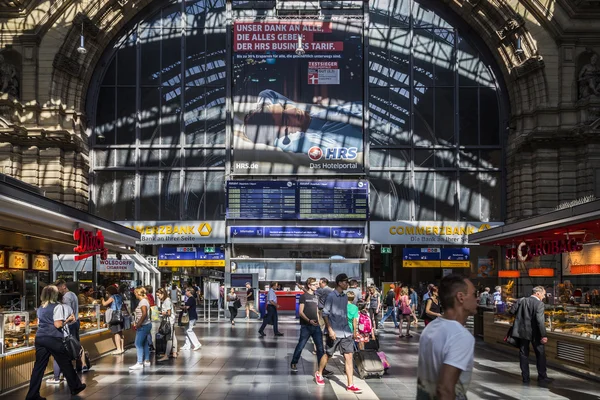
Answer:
[
  {"left": 233, "top": 298, "right": 242, "bottom": 309},
  {"left": 181, "top": 312, "right": 189, "bottom": 324},
  {"left": 109, "top": 296, "right": 124, "bottom": 325},
  {"left": 61, "top": 306, "right": 82, "bottom": 360}
]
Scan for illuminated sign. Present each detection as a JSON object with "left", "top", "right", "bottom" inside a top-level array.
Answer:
[
  {"left": 371, "top": 221, "right": 504, "bottom": 245},
  {"left": 117, "top": 221, "right": 225, "bottom": 244},
  {"left": 506, "top": 239, "right": 582, "bottom": 261},
  {"left": 32, "top": 255, "right": 50, "bottom": 271},
  {"left": 8, "top": 251, "right": 29, "bottom": 270},
  {"left": 73, "top": 229, "right": 108, "bottom": 261},
  {"left": 0, "top": 251, "right": 4, "bottom": 268}
]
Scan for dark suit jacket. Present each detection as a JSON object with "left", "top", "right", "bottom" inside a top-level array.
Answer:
[{"left": 510, "top": 296, "right": 547, "bottom": 342}]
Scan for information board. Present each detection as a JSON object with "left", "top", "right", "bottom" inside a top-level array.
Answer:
[
  {"left": 230, "top": 226, "right": 365, "bottom": 240},
  {"left": 158, "top": 247, "right": 225, "bottom": 268},
  {"left": 226, "top": 180, "right": 368, "bottom": 220},
  {"left": 403, "top": 247, "right": 470, "bottom": 268}
]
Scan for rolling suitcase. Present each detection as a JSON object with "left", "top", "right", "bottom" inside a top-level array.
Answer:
[{"left": 353, "top": 349, "right": 385, "bottom": 379}]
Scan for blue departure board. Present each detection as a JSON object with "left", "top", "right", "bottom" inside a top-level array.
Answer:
[{"left": 226, "top": 180, "right": 369, "bottom": 220}]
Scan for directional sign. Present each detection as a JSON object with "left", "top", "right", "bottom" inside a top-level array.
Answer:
[
  {"left": 230, "top": 226, "right": 364, "bottom": 240},
  {"left": 381, "top": 247, "right": 392, "bottom": 254}
]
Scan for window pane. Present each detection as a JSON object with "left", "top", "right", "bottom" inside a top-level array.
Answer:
[
  {"left": 161, "top": 148, "right": 181, "bottom": 168},
  {"left": 390, "top": 172, "right": 411, "bottom": 220},
  {"left": 114, "top": 171, "right": 135, "bottom": 220},
  {"left": 185, "top": 30, "right": 226, "bottom": 86},
  {"left": 184, "top": 149, "right": 225, "bottom": 167},
  {"left": 414, "top": 172, "right": 434, "bottom": 220},
  {"left": 414, "top": 149, "right": 434, "bottom": 168},
  {"left": 436, "top": 171, "right": 456, "bottom": 221},
  {"left": 436, "top": 149, "right": 455, "bottom": 168},
  {"left": 369, "top": 0, "right": 410, "bottom": 27},
  {"left": 116, "top": 32, "right": 137, "bottom": 85},
  {"left": 413, "top": 29, "right": 455, "bottom": 86},
  {"left": 94, "top": 171, "right": 114, "bottom": 219},
  {"left": 459, "top": 87, "right": 478, "bottom": 145},
  {"left": 206, "top": 171, "right": 225, "bottom": 219},
  {"left": 140, "top": 149, "right": 160, "bottom": 167},
  {"left": 115, "top": 149, "right": 136, "bottom": 167},
  {"left": 95, "top": 87, "right": 115, "bottom": 144},
  {"left": 480, "top": 87, "right": 500, "bottom": 145},
  {"left": 184, "top": 86, "right": 226, "bottom": 145},
  {"left": 369, "top": 172, "right": 390, "bottom": 221},
  {"left": 414, "top": 87, "right": 434, "bottom": 145},
  {"left": 162, "top": 171, "right": 180, "bottom": 219},
  {"left": 480, "top": 150, "right": 502, "bottom": 169},
  {"left": 183, "top": 170, "right": 204, "bottom": 220},
  {"left": 160, "top": 113, "right": 181, "bottom": 145},
  {"left": 368, "top": 28, "right": 410, "bottom": 87},
  {"left": 161, "top": 31, "right": 182, "bottom": 86},
  {"left": 459, "top": 172, "right": 479, "bottom": 220},
  {"left": 94, "top": 149, "right": 114, "bottom": 168},
  {"left": 481, "top": 171, "right": 501, "bottom": 221},
  {"left": 369, "top": 87, "right": 410, "bottom": 146},
  {"left": 369, "top": 149, "right": 409, "bottom": 168},
  {"left": 139, "top": 29, "right": 161, "bottom": 86},
  {"left": 435, "top": 87, "right": 455, "bottom": 144},
  {"left": 139, "top": 172, "right": 160, "bottom": 220},
  {"left": 102, "top": 58, "right": 116, "bottom": 86},
  {"left": 140, "top": 87, "right": 160, "bottom": 145},
  {"left": 116, "top": 88, "right": 136, "bottom": 145}
]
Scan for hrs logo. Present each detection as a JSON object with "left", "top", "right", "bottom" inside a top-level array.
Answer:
[{"left": 307, "top": 146, "right": 358, "bottom": 161}]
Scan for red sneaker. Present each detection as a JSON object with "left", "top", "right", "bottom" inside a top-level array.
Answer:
[
  {"left": 315, "top": 371, "right": 325, "bottom": 386},
  {"left": 346, "top": 385, "right": 362, "bottom": 393}
]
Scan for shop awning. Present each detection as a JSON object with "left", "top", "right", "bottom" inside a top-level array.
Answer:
[
  {"left": 0, "top": 180, "right": 140, "bottom": 255},
  {"left": 469, "top": 199, "right": 600, "bottom": 246}
]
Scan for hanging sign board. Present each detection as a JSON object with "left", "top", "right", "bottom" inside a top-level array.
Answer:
[
  {"left": 8, "top": 251, "right": 29, "bottom": 270},
  {"left": 97, "top": 259, "right": 136, "bottom": 273},
  {"left": 32, "top": 255, "right": 50, "bottom": 271}
]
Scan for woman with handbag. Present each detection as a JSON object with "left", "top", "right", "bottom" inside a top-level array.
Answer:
[
  {"left": 181, "top": 287, "right": 201, "bottom": 351},
  {"left": 156, "top": 288, "right": 177, "bottom": 361},
  {"left": 102, "top": 285, "right": 125, "bottom": 355},
  {"left": 129, "top": 286, "right": 152, "bottom": 370},
  {"left": 227, "top": 288, "right": 239, "bottom": 326},
  {"left": 398, "top": 287, "right": 413, "bottom": 338},
  {"left": 26, "top": 285, "right": 86, "bottom": 400}
]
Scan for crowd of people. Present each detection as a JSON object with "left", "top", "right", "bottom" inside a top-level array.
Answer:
[{"left": 25, "top": 275, "right": 554, "bottom": 400}]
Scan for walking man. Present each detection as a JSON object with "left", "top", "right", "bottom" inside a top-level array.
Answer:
[
  {"left": 259, "top": 282, "right": 283, "bottom": 337},
  {"left": 510, "top": 286, "right": 551, "bottom": 384},
  {"left": 378, "top": 283, "right": 399, "bottom": 329},
  {"left": 291, "top": 278, "right": 324, "bottom": 372},
  {"left": 417, "top": 274, "right": 478, "bottom": 399},
  {"left": 244, "top": 282, "right": 259, "bottom": 319},
  {"left": 315, "top": 274, "right": 362, "bottom": 394}
]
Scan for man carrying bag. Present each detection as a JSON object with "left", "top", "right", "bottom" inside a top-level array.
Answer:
[{"left": 509, "top": 286, "right": 552, "bottom": 384}]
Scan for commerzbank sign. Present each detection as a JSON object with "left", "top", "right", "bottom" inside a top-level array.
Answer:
[
  {"left": 116, "top": 221, "right": 226, "bottom": 244},
  {"left": 370, "top": 221, "right": 504, "bottom": 245}
]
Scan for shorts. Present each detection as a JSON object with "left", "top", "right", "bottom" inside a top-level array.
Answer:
[
  {"left": 245, "top": 300, "right": 255, "bottom": 309},
  {"left": 325, "top": 335, "right": 355, "bottom": 356}
]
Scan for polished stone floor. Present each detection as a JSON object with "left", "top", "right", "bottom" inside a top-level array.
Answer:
[{"left": 5, "top": 315, "right": 600, "bottom": 400}]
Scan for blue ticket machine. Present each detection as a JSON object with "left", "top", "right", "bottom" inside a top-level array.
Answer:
[{"left": 259, "top": 292, "right": 267, "bottom": 318}]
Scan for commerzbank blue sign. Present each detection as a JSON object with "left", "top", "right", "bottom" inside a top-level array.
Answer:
[{"left": 229, "top": 226, "right": 364, "bottom": 240}]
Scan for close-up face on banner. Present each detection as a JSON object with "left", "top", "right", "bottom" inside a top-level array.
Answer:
[{"left": 232, "top": 20, "right": 364, "bottom": 175}]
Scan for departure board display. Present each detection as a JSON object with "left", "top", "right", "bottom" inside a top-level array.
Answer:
[{"left": 226, "top": 180, "right": 368, "bottom": 220}]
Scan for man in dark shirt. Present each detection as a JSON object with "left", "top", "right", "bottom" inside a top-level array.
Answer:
[
  {"left": 291, "top": 277, "right": 325, "bottom": 372},
  {"left": 245, "top": 282, "right": 258, "bottom": 319}
]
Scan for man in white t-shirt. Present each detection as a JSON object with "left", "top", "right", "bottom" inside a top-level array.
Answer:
[{"left": 417, "top": 274, "right": 478, "bottom": 400}]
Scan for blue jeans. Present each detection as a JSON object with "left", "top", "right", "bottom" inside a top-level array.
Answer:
[
  {"left": 291, "top": 324, "right": 324, "bottom": 364},
  {"left": 380, "top": 306, "right": 398, "bottom": 327},
  {"left": 135, "top": 324, "right": 152, "bottom": 363}
]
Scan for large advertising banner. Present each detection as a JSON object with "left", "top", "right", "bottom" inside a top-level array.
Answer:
[{"left": 232, "top": 20, "right": 363, "bottom": 174}]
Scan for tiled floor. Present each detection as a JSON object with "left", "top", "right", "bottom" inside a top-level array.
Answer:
[{"left": 5, "top": 315, "right": 600, "bottom": 400}]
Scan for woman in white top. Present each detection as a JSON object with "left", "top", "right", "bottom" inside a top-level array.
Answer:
[
  {"left": 156, "top": 288, "right": 177, "bottom": 361},
  {"left": 129, "top": 286, "right": 152, "bottom": 370}
]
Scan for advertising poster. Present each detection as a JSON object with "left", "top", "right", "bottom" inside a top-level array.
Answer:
[
  {"left": 233, "top": 20, "right": 363, "bottom": 174},
  {"left": 477, "top": 257, "right": 495, "bottom": 277}
]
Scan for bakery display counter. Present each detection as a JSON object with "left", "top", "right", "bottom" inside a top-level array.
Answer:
[
  {"left": 483, "top": 311, "right": 600, "bottom": 379},
  {"left": 0, "top": 312, "right": 28, "bottom": 353},
  {"left": 78, "top": 304, "right": 105, "bottom": 333}
]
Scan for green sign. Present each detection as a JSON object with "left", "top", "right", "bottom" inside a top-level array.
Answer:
[
  {"left": 204, "top": 247, "right": 216, "bottom": 253},
  {"left": 381, "top": 247, "right": 392, "bottom": 254}
]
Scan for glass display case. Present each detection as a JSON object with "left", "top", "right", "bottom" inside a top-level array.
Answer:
[
  {"left": 0, "top": 312, "right": 29, "bottom": 353},
  {"left": 493, "top": 302, "right": 600, "bottom": 340},
  {"left": 78, "top": 304, "right": 103, "bottom": 333}
]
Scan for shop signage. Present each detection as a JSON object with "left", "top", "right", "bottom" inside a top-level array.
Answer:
[
  {"left": 32, "top": 255, "right": 50, "bottom": 271},
  {"left": 73, "top": 228, "right": 108, "bottom": 261},
  {"left": 506, "top": 239, "right": 582, "bottom": 261},
  {"left": 370, "top": 221, "right": 504, "bottom": 245},
  {"left": 8, "top": 251, "right": 29, "bottom": 270},
  {"left": 229, "top": 226, "right": 365, "bottom": 240},
  {"left": 117, "top": 221, "right": 225, "bottom": 244},
  {"left": 98, "top": 259, "right": 135, "bottom": 273},
  {"left": 0, "top": 251, "right": 4, "bottom": 268}
]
